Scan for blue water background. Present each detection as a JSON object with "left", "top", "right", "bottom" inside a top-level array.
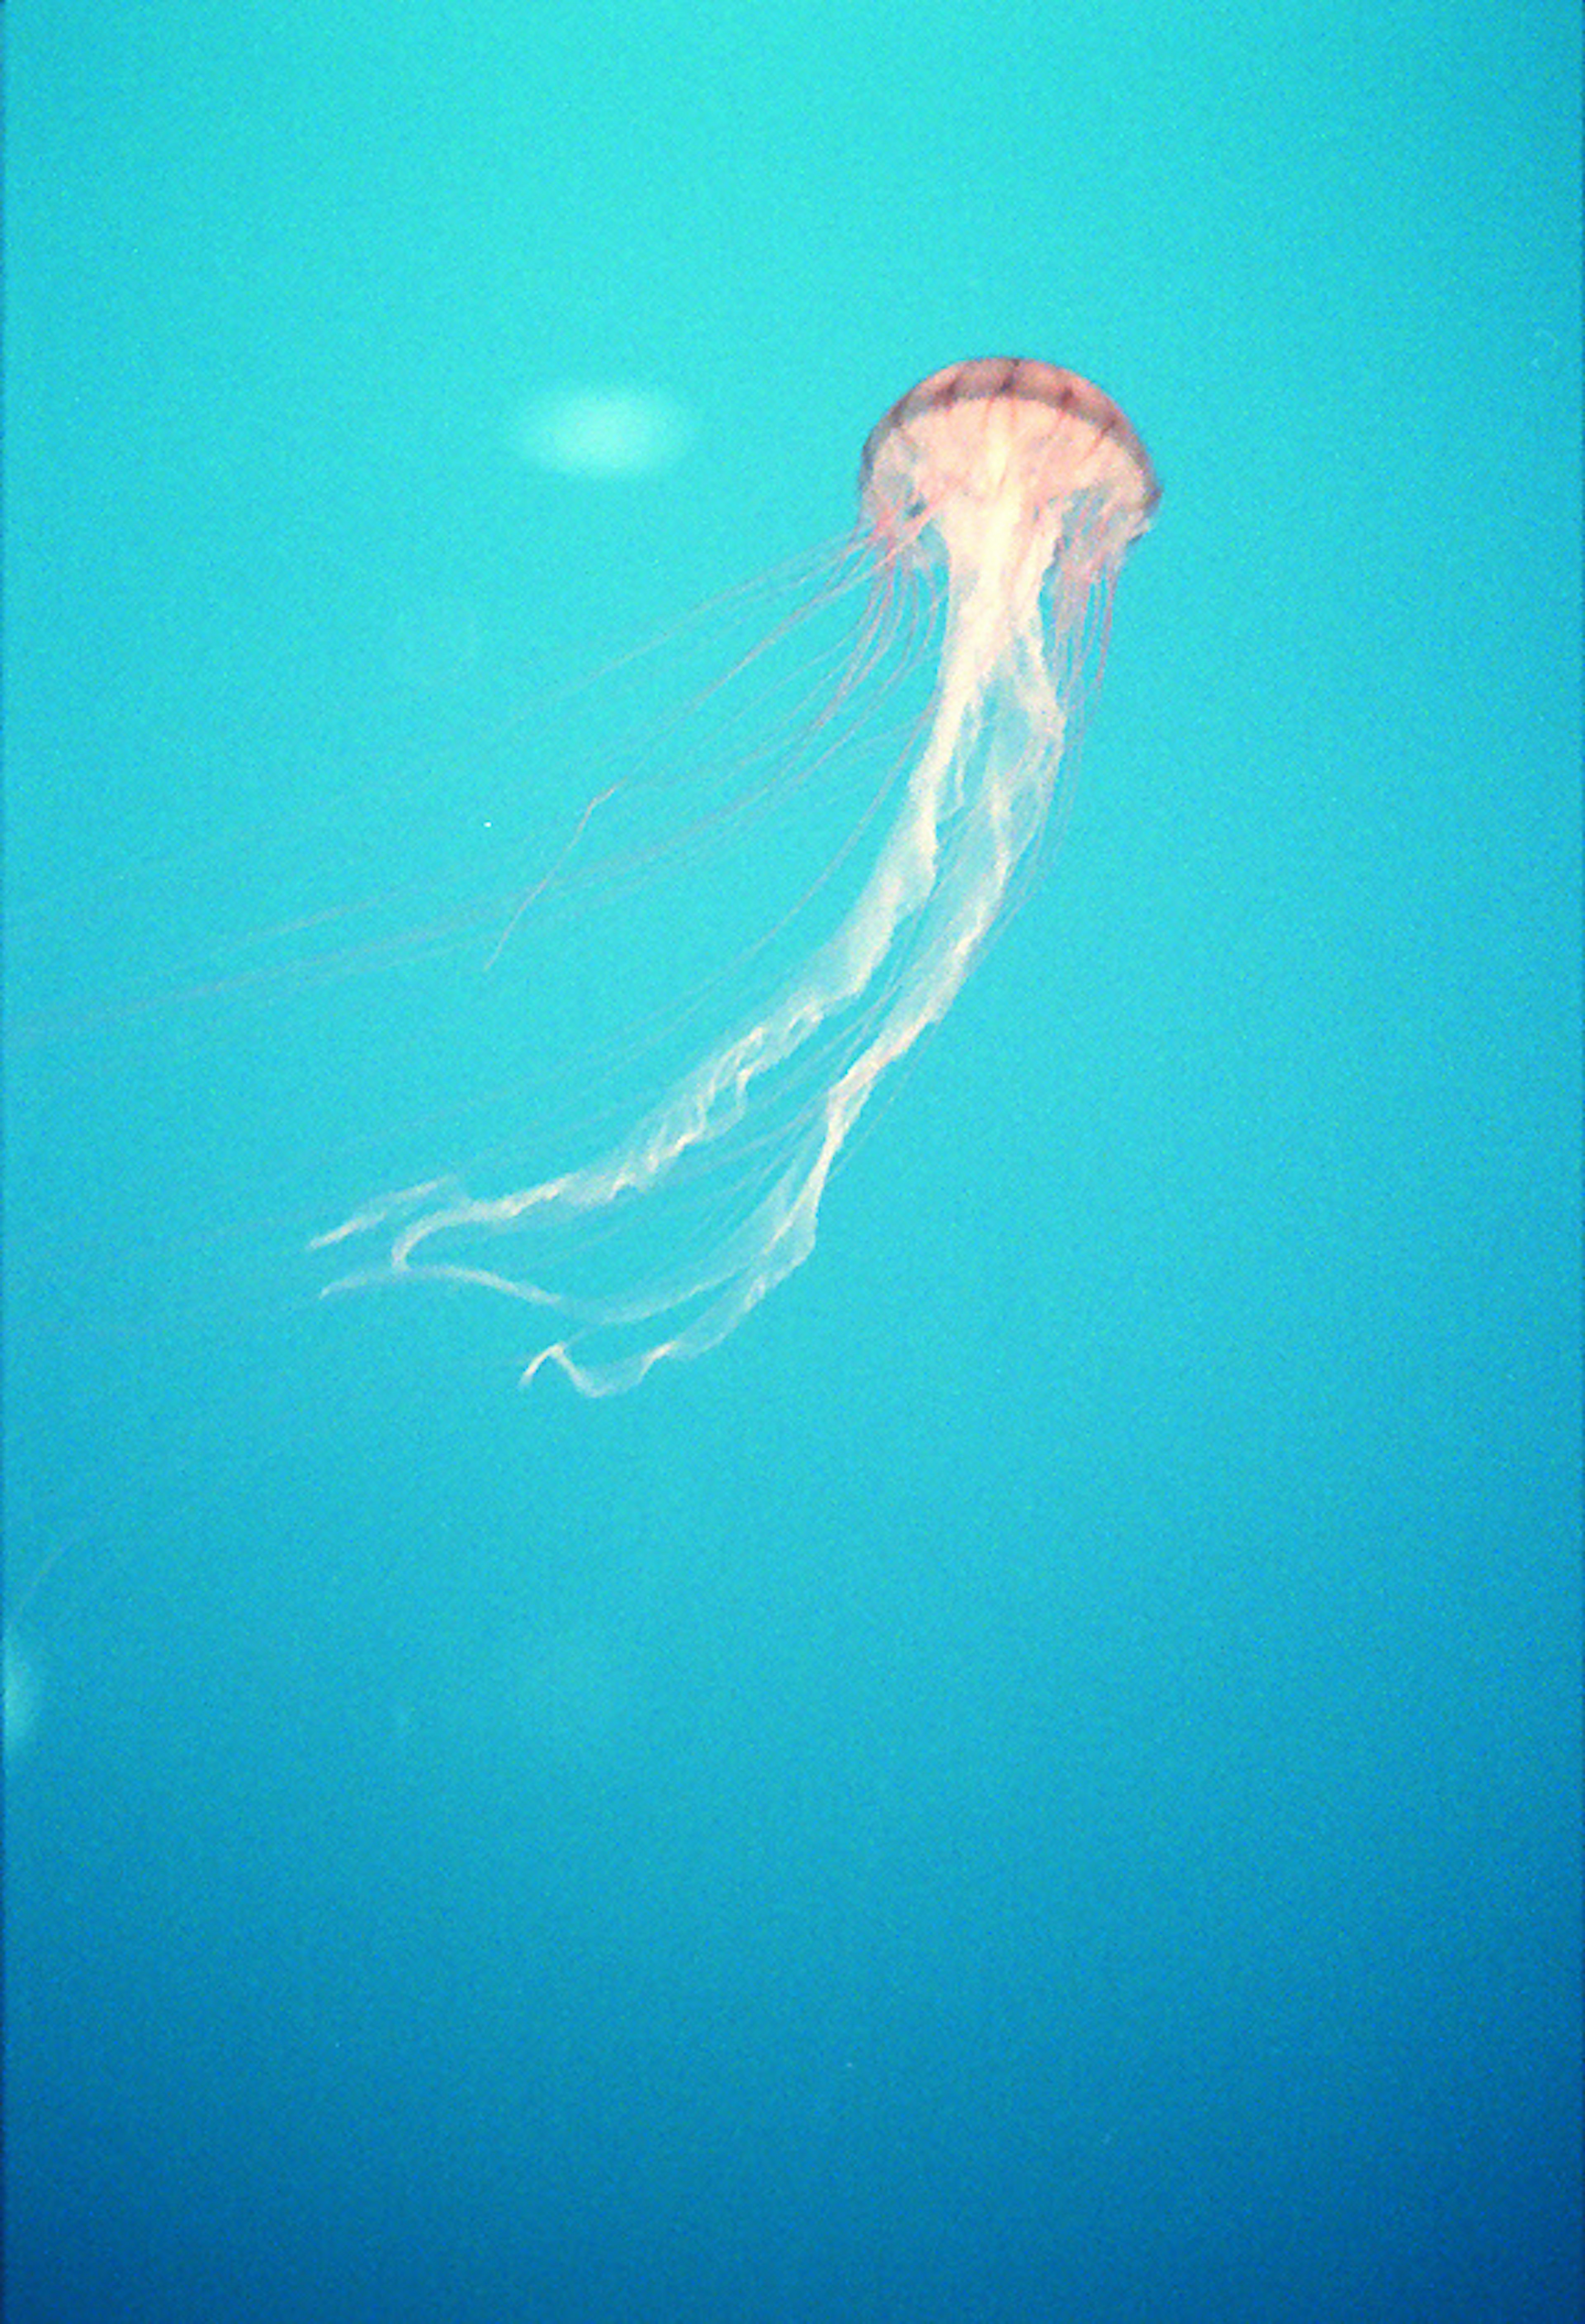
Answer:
[{"left": 6, "top": 4, "right": 1580, "bottom": 2318}]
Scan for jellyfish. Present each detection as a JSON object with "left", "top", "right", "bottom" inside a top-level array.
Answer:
[{"left": 314, "top": 359, "right": 1159, "bottom": 1392}]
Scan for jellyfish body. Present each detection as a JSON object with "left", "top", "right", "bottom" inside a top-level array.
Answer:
[{"left": 315, "top": 360, "right": 1158, "bottom": 1391}]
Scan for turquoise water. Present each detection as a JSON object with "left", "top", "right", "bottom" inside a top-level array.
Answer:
[{"left": 6, "top": 5, "right": 1580, "bottom": 2318}]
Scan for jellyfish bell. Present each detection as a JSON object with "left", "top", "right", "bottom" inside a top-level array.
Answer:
[
  {"left": 862, "top": 359, "right": 1158, "bottom": 568},
  {"left": 315, "top": 360, "right": 1159, "bottom": 1393}
]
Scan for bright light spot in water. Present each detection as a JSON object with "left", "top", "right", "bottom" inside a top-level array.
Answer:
[
  {"left": 516, "top": 385, "right": 693, "bottom": 478},
  {"left": 4, "top": 1633, "right": 40, "bottom": 1759}
]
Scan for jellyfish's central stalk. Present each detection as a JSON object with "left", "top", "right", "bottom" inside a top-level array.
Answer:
[{"left": 315, "top": 360, "right": 1157, "bottom": 1393}]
